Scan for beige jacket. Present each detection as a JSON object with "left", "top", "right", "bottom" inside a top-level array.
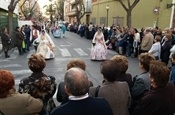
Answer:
[
  {"left": 89, "top": 81, "right": 131, "bottom": 115},
  {"left": 141, "top": 32, "right": 154, "bottom": 51},
  {"left": 0, "top": 93, "right": 43, "bottom": 115}
]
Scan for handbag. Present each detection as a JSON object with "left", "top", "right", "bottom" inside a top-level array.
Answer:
[{"left": 22, "top": 40, "right": 25, "bottom": 48}]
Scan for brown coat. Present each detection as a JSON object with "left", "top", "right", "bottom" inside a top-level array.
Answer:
[
  {"left": 15, "top": 31, "right": 24, "bottom": 46},
  {"left": 134, "top": 82, "right": 175, "bottom": 115},
  {"left": 0, "top": 92, "right": 43, "bottom": 115},
  {"left": 141, "top": 32, "right": 154, "bottom": 51},
  {"left": 89, "top": 81, "right": 131, "bottom": 115}
]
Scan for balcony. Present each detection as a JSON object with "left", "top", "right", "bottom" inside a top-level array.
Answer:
[{"left": 65, "top": 9, "right": 77, "bottom": 16}]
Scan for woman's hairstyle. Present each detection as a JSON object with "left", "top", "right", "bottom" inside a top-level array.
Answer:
[
  {"left": 165, "top": 33, "right": 172, "bottom": 41},
  {"left": 67, "top": 58, "right": 86, "bottom": 71},
  {"left": 154, "top": 35, "right": 161, "bottom": 42},
  {"left": 1, "top": 27, "right": 6, "bottom": 33},
  {"left": 15, "top": 26, "right": 20, "bottom": 31},
  {"left": 149, "top": 61, "right": 170, "bottom": 87},
  {"left": 100, "top": 60, "right": 122, "bottom": 82},
  {"left": 134, "top": 28, "right": 138, "bottom": 33},
  {"left": 139, "top": 53, "right": 155, "bottom": 72},
  {"left": 111, "top": 55, "right": 128, "bottom": 73},
  {"left": 28, "top": 54, "right": 46, "bottom": 72},
  {"left": 0, "top": 70, "right": 15, "bottom": 98}
]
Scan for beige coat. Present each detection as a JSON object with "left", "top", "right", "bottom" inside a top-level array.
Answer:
[
  {"left": 0, "top": 93, "right": 43, "bottom": 115},
  {"left": 141, "top": 32, "right": 154, "bottom": 51},
  {"left": 89, "top": 81, "right": 131, "bottom": 115}
]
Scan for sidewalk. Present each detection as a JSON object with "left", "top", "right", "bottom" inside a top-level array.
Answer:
[{"left": 0, "top": 43, "right": 16, "bottom": 57}]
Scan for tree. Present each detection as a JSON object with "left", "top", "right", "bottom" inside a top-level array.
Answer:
[
  {"left": 117, "top": 0, "right": 140, "bottom": 27},
  {"left": 44, "top": 4, "right": 56, "bottom": 23},
  {"left": 74, "top": 0, "right": 85, "bottom": 23},
  {"left": 8, "top": 0, "right": 19, "bottom": 36},
  {"left": 55, "top": 0, "right": 64, "bottom": 20},
  {"left": 20, "top": 0, "right": 38, "bottom": 20}
]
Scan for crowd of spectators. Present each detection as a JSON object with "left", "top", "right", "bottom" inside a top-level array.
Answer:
[{"left": 0, "top": 52, "right": 175, "bottom": 115}]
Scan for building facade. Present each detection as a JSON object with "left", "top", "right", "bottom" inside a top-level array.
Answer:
[
  {"left": 64, "top": 0, "right": 92, "bottom": 24},
  {"left": 0, "top": 0, "right": 18, "bottom": 30},
  {"left": 79, "top": 0, "right": 175, "bottom": 29}
]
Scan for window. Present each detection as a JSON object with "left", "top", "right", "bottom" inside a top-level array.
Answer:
[
  {"left": 65, "top": 7, "right": 68, "bottom": 13},
  {"left": 100, "top": 17, "right": 106, "bottom": 25},
  {"left": 91, "top": 17, "right": 96, "bottom": 24},
  {"left": 113, "top": 17, "right": 123, "bottom": 27}
]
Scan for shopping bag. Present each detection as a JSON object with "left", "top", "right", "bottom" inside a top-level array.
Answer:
[{"left": 22, "top": 40, "right": 26, "bottom": 48}]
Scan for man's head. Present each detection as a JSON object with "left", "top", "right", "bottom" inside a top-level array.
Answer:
[{"left": 64, "top": 68, "right": 90, "bottom": 96}]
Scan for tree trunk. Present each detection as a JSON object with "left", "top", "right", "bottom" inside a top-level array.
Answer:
[
  {"left": 8, "top": 11, "right": 13, "bottom": 37},
  {"left": 8, "top": 10, "right": 15, "bottom": 47},
  {"left": 126, "top": 10, "right": 132, "bottom": 28},
  {"left": 76, "top": 16, "right": 80, "bottom": 23}
]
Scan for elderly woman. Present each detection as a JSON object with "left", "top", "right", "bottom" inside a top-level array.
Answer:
[
  {"left": 56, "top": 58, "right": 93, "bottom": 105},
  {"left": 18, "top": 54, "right": 56, "bottom": 115},
  {"left": 0, "top": 69, "right": 43, "bottom": 115},
  {"left": 111, "top": 55, "right": 132, "bottom": 90},
  {"left": 130, "top": 53, "right": 155, "bottom": 114},
  {"left": 161, "top": 33, "right": 172, "bottom": 65},
  {"left": 148, "top": 35, "right": 161, "bottom": 60},
  {"left": 89, "top": 60, "right": 131, "bottom": 115},
  {"left": 134, "top": 61, "right": 175, "bottom": 115}
]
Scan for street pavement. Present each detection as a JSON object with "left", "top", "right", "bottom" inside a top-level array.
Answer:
[{"left": 0, "top": 31, "right": 140, "bottom": 104}]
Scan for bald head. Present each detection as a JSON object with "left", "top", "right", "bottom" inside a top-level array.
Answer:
[{"left": 64, "top": 68, "right": 90, "bottom": 96}]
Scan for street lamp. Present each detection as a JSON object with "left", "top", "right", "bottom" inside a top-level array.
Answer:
[{"left": 106, "top": 5, "right": 109, "bottom": 27}]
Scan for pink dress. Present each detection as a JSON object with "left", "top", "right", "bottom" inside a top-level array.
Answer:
[{"left": 90, "top": 32, "right": 107, "bottom": 60}]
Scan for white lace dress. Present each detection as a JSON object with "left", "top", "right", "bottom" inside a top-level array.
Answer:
[
  {"left": 90, "top": 32, "right": 107, "bottom": 60},
  {"left": 36, "top": 34, "right": 55, "bottom": 59}
]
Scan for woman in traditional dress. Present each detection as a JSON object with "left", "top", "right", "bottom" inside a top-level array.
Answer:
[
  {"left": 90, "top": 27, "right": 107, "bottom": 60},
  {"left": 35, "top": 30, "right": 55, "bottom": 59}
]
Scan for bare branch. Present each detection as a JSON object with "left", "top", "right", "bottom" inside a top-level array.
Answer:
[
  {"left": 117, "top": 0, "right": 128, "bottom": 11},
  {"left": 127, "top": 0, "right": 130, "bottom": 7},
  {"left": 30, "top": 0, "right": 38, "bottom": 13},
  {"left": 130, "top": 0, "right": 140, "bottom": 10},
  {"left": 20, "top": 0, "right": 28, "bottom": 18},
  {"left": 13, "top": 0, "right": 20, "bottom": 8}
]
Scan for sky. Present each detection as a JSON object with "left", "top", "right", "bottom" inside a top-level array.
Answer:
[{"left": 38, "top": 0, "right": 50, "bottom": 11}]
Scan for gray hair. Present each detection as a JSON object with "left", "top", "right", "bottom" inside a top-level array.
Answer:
[{"left": 64, "top": 68, "right": 90, "bottom": 96}]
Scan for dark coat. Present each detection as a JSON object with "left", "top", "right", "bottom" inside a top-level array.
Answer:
[
  {"left": 161, "top": 40, "right": 172, "bottom": 65},
  {"left": 134, "top": 82, "right": 175, "bottom": 115},
  {"left": 1, "top": 32, "right": 11, "bottom": 48},
  {"left": 51, "top": 97, "right": 113, "bottom": 115},
  {"left": 15, "top": 31, "right": 24, "bottom": 46}
]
